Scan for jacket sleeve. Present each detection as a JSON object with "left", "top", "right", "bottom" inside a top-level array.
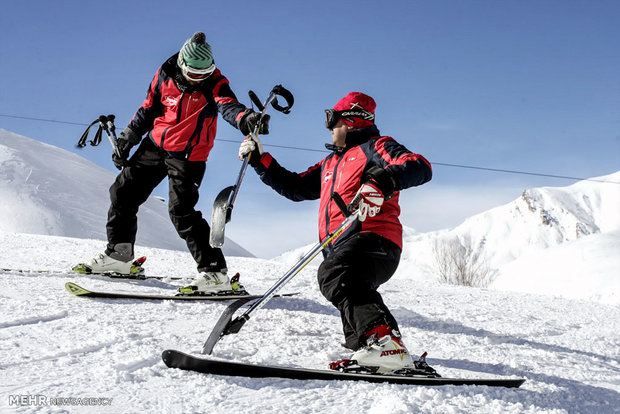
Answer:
[
  {"left": 128, "top": 69, "right": 165, "bottom": 137},
  {"left": 252, "top": 153, "right": 322, "bottom": 202},
  {"left": 371, "top": 137, "right": 432, "bottom": 190},
  {"left": 211, "top": 70, "right": 247, "bottom": 129}
]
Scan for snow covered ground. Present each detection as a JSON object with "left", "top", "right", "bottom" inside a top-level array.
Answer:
[
  {"left": 1, "top": 128, "right": 619, "bottom": 412},
  {"left": 1, "top": 233, "right": 619, "bottom": 413}
]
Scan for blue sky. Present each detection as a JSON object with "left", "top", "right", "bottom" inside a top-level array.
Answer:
[{"left": 1, "top": 0, "right": 619, "bottom": 258}]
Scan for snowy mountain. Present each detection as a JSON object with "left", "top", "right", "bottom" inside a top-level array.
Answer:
[
  {"left": 398, "top": 171, "right": 620, "bottom": 304},
  {"left": 0, "top": 128, "right": 253, "bottom": 257}
]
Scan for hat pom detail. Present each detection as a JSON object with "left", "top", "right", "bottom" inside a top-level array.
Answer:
[{"left": 192, "top": 31, "right": 206, "bottom": 44}]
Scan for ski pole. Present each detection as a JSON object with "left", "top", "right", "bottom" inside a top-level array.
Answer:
[
  {"left": 209, "top": 85, "right": 294, "bottom": 248},
  {"left": 225, "top": 92, "right": 278, "bottom": 215},
  {"left": 203, "top": 192, "right": 360, "bottom": 355},
  {"left": 98, "top": 115, "right": 121, "bottom": 158},
  {"left": 76, "top": 114, "right": 121, "bottom": 158}
]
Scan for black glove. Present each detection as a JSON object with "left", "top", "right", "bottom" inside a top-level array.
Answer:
[
  {"left": 237, "top": 109, "right": 270, "bottom": 136},
  {"left": 112, "top": 127, "right": 141, "bottom": 170},
  {"left": 363, "top": 166, "right": 397, "bottom": 200}
]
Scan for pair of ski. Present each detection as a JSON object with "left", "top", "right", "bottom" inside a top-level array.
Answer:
[
  {"left": 65, "top": 226, "right": 523, "bottom": 386},
  {"left": 169, "top": 200, "right": 525, "bottom": 387},
  {"left": 65, "top": 281, "right": 523, "bottom": 387},
  {"left": 65, "top": 282, "right": 524, "bottom": 387}
]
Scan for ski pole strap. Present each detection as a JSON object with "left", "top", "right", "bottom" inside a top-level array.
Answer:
[
  {"left": 332, "top": 192, "right": 351, "bottom": 217},
  {"left": 270, "top": 84, "right": 294, "bottom": 114},
  {"left": 248, "top": 90, "right": 265, "bottom": 112},
  {"left": 77, "top": 114, "right": 117, "bottom": 148},
  {"left": 77, "top": 119, "right": 100, "bottom": 148},
  {"left": 92, "top": 125, "right": 103, "bottom": 146},
  {"left": 248, "top": 84, "right": 294, "bottom": 114},
  {"left": 331, "top": 191, "right": 363, "bottom": 217}
]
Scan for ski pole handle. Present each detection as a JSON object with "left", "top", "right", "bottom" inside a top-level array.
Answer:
[
  {"left": 106, "top": 114, "right": 116, "bottom": 136},
  {"left": 248, "top": 90, "right": 265, "bottom": 112},
  {"left": 98, "top": 115, "right": 121, "bottom": 158},
  {"left": 77, "top": 114, "right": 121, "bottom": 158}
]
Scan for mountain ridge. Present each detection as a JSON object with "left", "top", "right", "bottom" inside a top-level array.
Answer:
[{"left": 0, "top": 128, "right": 253, "bottom": 257}]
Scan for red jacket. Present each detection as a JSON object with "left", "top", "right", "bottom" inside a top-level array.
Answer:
[
  {"left": 129, "top": 54, "right": 246, "bottom": 161},
  {"left": 253, "top": 126, "right": 432, "bottom": 254}
]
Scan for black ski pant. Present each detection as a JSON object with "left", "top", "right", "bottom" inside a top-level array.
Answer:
[
  {"left": 317, "top": 232, "right": 401, "bottom": 351},
  {"left": 106, "top": 138, "right": 226, "bottom": 272}
]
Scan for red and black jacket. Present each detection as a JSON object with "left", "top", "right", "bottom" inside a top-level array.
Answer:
[
  {"left": 252, "top": 125, "right": 432, "bottom": 255},
  {"left": 128, "top": 53, "right": 247, "bottom": 161}
]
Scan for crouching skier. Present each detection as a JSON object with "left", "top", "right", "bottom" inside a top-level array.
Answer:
[
  {"left": 75, "top": 32, "right": 268, "bottom": 295},
  {"left": 238, "top": 92, "right": 434, "bottom": 373}
]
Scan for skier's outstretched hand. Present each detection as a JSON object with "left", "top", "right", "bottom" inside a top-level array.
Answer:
[
  {"left": 237, "top": 109, "right": 270, "bottom": 136},
  {"left": 238, "top": 136, "right": 263, "bottom": 162}
]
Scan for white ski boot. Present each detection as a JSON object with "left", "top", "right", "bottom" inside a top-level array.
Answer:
[
  {"left": 178, "top": 271, "right": 245, "bottom": 296},
  {"left": 350, "top": 325, "right": 414, "bottom": 373},
  {"left": 329, "top": 325, "right": 439, "bottom": 376},
  {"left": 74, "top": 243, "right": 144, "bottom": 276}
]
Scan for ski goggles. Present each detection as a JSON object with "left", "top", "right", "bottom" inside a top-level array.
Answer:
[
  {"left": 324, "top": 109, "right": 375, "bottom": 130},
  {"left": 180, "top": 62, "right": 216, "bottom": 81}
]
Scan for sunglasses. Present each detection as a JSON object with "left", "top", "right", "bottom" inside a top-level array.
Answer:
[{"left": 325, "top": 109, "right": 375, "bottom": 130}]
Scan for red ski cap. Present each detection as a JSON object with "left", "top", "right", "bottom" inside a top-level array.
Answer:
[{"left": 333, "top": 92, "right": 376, "bottom": 129}]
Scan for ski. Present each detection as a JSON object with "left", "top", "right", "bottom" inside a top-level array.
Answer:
[
  {"left": 1, "top": 267, "right": 184, "bottom": 281},
  {"left": 65, "top": 282, "right": 298, "bottom": 302},
  {"left": 161, "top": 350, "right": 526, "bottom": 388},
  {"left": 79, "top": 272, "right": 185, "bottom": 281}
]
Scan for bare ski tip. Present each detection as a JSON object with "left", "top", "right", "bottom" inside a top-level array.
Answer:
[{"left": 65, "top": 282, "right": 91, "bottom": 296}]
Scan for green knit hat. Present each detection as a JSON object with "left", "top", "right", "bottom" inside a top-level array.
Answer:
[{"left": 177, "top": 32, "right": 214, "bottom": 70}]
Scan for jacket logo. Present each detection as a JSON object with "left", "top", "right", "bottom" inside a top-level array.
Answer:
[
  {"left": 164, "top": 96, "right": 178, "bottom": 106},
  {"left": 323, "top": 171, "right": 333, "bottom": 183}
]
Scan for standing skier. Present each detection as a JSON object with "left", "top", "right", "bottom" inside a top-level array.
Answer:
[
  {"left": 78, "top": 32, "right": 268, "bottom": 295},
  {"left": 238, "top": 92, "right": 433, "bottom": 373}
]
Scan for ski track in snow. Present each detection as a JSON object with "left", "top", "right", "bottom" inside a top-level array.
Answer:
[{"left": 1, "top": 235, "right": 619, "bottom": 413}]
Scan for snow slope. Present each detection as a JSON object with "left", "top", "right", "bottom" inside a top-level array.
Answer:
[
  {"left": 398, "top": 172, "right": 620, "bottom": 304},
  {"left": 0, "top": 128, "right": 252, "bottom": 257},
  {"left": 1, "top": 234, "right": 619, "bottom": 413}
]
